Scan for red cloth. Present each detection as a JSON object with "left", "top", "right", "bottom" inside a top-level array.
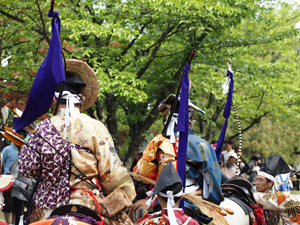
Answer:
[
  {"left": 251, "top": 203, "right": 266, "bottom": 225},
  {"left": 137, "top": 209, "right": 199, "bottom": 225}
]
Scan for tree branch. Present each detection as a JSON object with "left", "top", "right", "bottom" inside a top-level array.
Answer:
[
  {"left": 120, "top": 22, "right": 148, "bottom": 57},
  {"left": 36, "top": 0, "right": 50, "bottom": 44},
  {"left": 0, "top": 41, "right": 30, "bottom": 50},
  {"left": 257, "top": 91, "right": 265, "bottom": 110},
  {"left": 136, "top": 25, "right": 175, "bottom": 79},
  {"left": 0, "top": 5, "right": 46, "bottom": 38},
  {"left": 265, "top": 14, "right": 300, "bottom": 31},
  {"left": 0, "top": 7, "right": 25, "bottom": 23},
  {"left": 230, "top": 112, "right": 270, "bottom": 140}
]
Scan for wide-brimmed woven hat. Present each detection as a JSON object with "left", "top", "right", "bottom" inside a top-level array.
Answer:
[{"left": 66, "top": 59, "right": 98, "bottom": 111}]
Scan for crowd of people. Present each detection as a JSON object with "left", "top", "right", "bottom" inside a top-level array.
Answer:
[
  {"left": 216, "top": 140, "right": 295, "bottom": 194},
  {"left": 0, "top": 139, "right": 35, "bottom": 225},
  {"left": 0, "top": 58, "right": 299, "bottom": 225}
]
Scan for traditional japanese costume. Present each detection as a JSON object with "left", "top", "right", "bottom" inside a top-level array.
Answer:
[
  {"left": 19, "top": 60, "right": 136, "bottom": 225},
  {"left": 254, "top": 154, "right": 292, "bottom": 225},
  {"left": 137, "top": 162, "right": 199, "bottom": 225}
]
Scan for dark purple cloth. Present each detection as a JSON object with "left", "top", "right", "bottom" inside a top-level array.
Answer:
[
  {"left": 177, "top": 63, "right": 190, "bottom": 209},
  {"left": 18, "top": 119, "right": 71, "bottom": 209},
  {"left": 13, "top": 10, "right": 65, "bottom": 132},
  {"left": 50, "top": 212, "right": 98, "bottom": 225},
  {"left": 215, "top": 70, "right": 234, "bottom": 161}
]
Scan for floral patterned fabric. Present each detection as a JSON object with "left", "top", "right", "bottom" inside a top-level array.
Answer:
[
  {"left": 19, "top": 108, "right": 136, "bottom": 222},
  {"left": 254, "top": 192, "right": 300, "bottom": 224},
  {"left": 19, "top": 118, "right": 71, "bottom": 209},
  {"left": 134, "top": 134, "right": 177, "bottom": 181}
]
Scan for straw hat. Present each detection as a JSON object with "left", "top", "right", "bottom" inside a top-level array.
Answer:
[
  {"left": 0, "top": 175, "right": 14, "bottom": 192},
  {"left": 65, "top": 59, "right": 98, "bottom": 111}
]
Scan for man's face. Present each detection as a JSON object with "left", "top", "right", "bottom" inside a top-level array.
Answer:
[
  {"left": 256, "top": 175, "right": 273, "bottom": 193},
  {"left": 224, "top": 142, "right": 232, "bottom": 151}
]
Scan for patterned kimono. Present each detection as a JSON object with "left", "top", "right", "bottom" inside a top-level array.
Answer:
[
  {"left": 134, "top": 134, "right": 177, "bottom": 181},
  {"left": 137, "top": 209, "right": 199, "bottom": 225},
  {"left": 19, "top": 108, "right": 136, "bottom": 224},
  {"left": 134, "top": 129, "right": 224, "bottom": 224},
  {"left": 254, "top": 192, "right": 300, "bottom": 224}
]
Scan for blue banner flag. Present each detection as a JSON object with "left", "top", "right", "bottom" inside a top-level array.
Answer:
[
  {"left": 177, "top": 63, "right": 190, "bottom": 209},
  {"left": 215, "top": 69, "right": 234, "bottom": 160},
  {"left": 13, "top": 11, "right": 65, "bottom": 132}
]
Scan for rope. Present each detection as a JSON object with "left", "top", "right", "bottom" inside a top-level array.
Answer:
[{"left": 232, "top": 100, "right": 242, "bottom": 175}]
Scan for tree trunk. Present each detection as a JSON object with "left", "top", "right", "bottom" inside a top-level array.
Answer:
[
  {"left": 105, "top": 93, "right": 120, "bottom": 155},
  {"left": 123, "top": 61, "right": 189, "bottom": 168}
]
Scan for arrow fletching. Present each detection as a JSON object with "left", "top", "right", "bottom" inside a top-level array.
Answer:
[{"left": 2, "top": 126, "right": 25, "bottom": 147}]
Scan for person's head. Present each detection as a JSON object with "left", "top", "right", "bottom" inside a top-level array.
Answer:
[
  {"left": 153, "top": 162, "right": 183, "bottom": 212},
  {"left": 224, "top": 140, "right": 233, "bottom": 151},
  {"left": 54, "top": 59, "right": 98, "bottom": 112},
  {"left": 228, "top": 156, "right": 237, "bottom": 165},
  {"left": 55, "top": 75, "right": 86, "bottom": 107},
  {"left": 251, "top": 153, "right": 261, "bottom": 163},
  {"left": 256, "top": 154, "right": 291, "bottom": 192},
  {"left": 227, "top": 151, "right": 238, "bottom": 166},
  {"left": 158, "top": 94, "right": 205, "bottom": 127},
  {"left": 210, "top": 140, "right": 217, "bottom": 149},
  {"left": 157, "top": 182, "right": 184, "bottom": 208},
  {"left": 135, "top": 146, "right": 144, "bottom": 161},
  {"left": 255, "top": 175, "right": 274, "bottom": 193}
]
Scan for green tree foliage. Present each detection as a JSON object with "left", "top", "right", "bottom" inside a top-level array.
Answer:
[
  {"left": 1, "top": 0, "right": 300, "bottom": 167},
  {"left": 189, "top": 1, "right": 300, "bottom": 165}
]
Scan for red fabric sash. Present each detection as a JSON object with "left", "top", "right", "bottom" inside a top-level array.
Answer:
[{"left": 250, "top": 203, "right": 266, "bottom": 225}]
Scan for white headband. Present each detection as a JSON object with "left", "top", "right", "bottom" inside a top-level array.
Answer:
[
  {"left": 257, "top": 171, "right": 275, "bottom": 181},
  {"left": 55, "top": 91, "right": 82, "bottom": 126},
  {"left": 158, "top": 189, "right": 183, "bottom": 225}
]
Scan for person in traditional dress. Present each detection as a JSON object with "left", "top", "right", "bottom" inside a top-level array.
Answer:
[
  {"left": 18, "top": 59, "right": 136, "bottom": 225},
  {"left": 134, "top": 94, "right": 225, "bottom": 224},
  {"left": 137, "top": 162, "right": 199, "bottom": 225},
  {"left": 274, "top": 172, "right": 293, "bottom": 194},
  {"left": 254, "top": 155, "right": 294, "bottom": 225},
  {"left": 133, "top": 94, "right": 179, "bottom": 181}
]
